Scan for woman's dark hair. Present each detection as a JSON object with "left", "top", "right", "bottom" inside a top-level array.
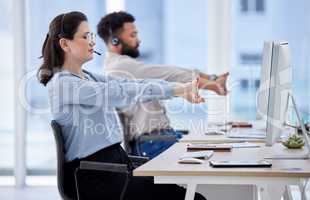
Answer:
[
  {"left": 97, "top": 11, "right": 135, "bottom": 44},
  {"left": 37, "top": 11, "right": 87, "bottom": 86}
]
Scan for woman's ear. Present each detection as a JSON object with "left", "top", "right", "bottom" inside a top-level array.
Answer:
[{"left": 59, "top": 38, "right": 70, "bottom": 52}]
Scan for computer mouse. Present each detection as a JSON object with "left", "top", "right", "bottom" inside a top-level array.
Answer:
[{"left": 178, "top": 157, "right": 204, "bottom": 164}]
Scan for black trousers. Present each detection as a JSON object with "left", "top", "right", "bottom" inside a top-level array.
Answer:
[{"left": 65, "top": 143, "right": 206, "bottom": 200}]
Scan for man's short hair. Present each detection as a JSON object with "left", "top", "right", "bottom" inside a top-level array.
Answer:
[{"left": 97, "top": 11, "right": 135, "bottom": 44}]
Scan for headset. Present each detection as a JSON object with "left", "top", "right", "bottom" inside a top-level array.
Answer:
[
  {"left": 109, "top": 24, "right": 120, "bottom": 46},
  {"left": 58, "top": 13, "right": 68, "bottom": 39},
  {"left": 58, "top": 13, "right": 101, "bottom": 55}
]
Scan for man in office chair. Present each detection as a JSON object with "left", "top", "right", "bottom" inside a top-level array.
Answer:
[{"left": 97, "top": 11, "right": 229, "bottom": 158}]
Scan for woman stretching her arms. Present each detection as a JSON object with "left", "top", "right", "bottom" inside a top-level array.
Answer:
[{"left": 38, "top": 11, "right": 206, "bottom": 200}]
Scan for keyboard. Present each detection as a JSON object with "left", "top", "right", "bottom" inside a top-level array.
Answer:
[{"left": 227, "top": 130, "right": 266, "bottom": 139}]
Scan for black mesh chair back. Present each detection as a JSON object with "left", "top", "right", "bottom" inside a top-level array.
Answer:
[{"left": 51, "top": 120, "right": 76, "bottom": 200}]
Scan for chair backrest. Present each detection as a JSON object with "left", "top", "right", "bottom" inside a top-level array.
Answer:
[
  {"left": 51, "top": 120, "right": 75, "bottom": 200},
  {"left": 117, "top": 112, "right": 133, "bottom": 154}
]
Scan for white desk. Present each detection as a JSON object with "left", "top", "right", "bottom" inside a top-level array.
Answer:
[
  {"left": 180, "top": 120, "right": 270, "bottom": 143},
  {"left": 180, "top": 131, "right": 265, "bottom": 143},
  {"left": 133, "top": 143, "right": 310, "bottom": 200}
]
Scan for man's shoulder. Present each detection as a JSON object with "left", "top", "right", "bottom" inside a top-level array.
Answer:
[
  {"left": 105, "top": 53, "right": 141, "bottom": 70},
  {"left": 110, "top": 54, "right": 139, "bottom": 64}
]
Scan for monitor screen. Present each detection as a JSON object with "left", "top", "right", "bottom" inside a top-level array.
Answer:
[
  {"left": 265, "top": 41, "right": 292, "bottom": 146},
  {"left": 256, "top": 42, "right": 273, "bottom": 120}
]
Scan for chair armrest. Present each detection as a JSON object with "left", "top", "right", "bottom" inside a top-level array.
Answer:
[
  {"left": 79, "top": 161, "right": 128, "bottom": 173},
  {"left": 76, "top": 161, "right": 130, "bottom": 200},
  {"left": 128, "top": 155, "right": 149, "bottom": 168},
  {"left": 128, "top": 155, "right": 149, "bottom": 164}
]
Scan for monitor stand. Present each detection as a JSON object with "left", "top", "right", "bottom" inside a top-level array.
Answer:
[{"left": 264, "top": 93, "right": 310, "bottom": 160}]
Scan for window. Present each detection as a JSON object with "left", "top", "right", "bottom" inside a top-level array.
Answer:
[
  {"left": 240, "top": 0, "right": 265, "bottom": 13},
  {"left": 0, "top": 0, "right": 14, "bottom": 176},
  {"left": 254, "top": 79, "right": 260, "bottom": 89},
  {"left": 233, "top": 0, "right": 310, "bottom": 120},
  {"left": 240, "top": 79, "right": 249, "bottom": 90},
  {"left": 240, "top": 53, "right": 262, "bottom": 65},
  {"left": 240, "top": 0, "right": 249, "bottom": 12},
  {"left": 255, "top": 0, "right": 264, "bottom": 12}
]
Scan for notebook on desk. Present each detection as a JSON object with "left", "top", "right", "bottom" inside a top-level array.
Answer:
[
  {"left": 209, "top": 160, "right": 272, "bottom": 168},
  {"left": 187, "top": 143, "right": 232, "bottom": 152}
]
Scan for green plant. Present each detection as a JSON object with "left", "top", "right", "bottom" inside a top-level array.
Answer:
[{"left": 282, "top": 134, "right": 305, "bottom": 149}]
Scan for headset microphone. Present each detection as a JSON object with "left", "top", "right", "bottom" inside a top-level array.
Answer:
[
  {"left": 93, "top": 50, "right": 102, "bottom": 56},
  {"left": 59, "top": 13, "right": 102, "bottom": 56}
]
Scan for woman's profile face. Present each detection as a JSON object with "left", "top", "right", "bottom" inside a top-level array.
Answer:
[{"left": 66, "top": 21, "right": 96, "bottom": 63}]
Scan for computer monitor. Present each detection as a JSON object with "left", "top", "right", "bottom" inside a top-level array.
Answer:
[
  {"left": 256, "top": 41, "right": 292, "bottom": 146},
  {"left": 256, "top": 42, "right": 273, "bottom": 120},
  {"left": 265, "top": 41, "right": 293, "bottom": 146}
]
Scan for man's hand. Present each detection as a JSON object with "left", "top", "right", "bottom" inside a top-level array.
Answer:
[
  {"left": 173, "top": 79, "right": 205, "bottom": 104},
  {"left": 181, "top": 79, "right": 205, "bottom": 103},
  {"left": 198, "top": 72, "right": 229, "bottom": 95}
]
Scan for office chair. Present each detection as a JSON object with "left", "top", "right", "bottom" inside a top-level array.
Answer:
[
  {"left": 117, "top": 112, "right": 189, "bottom": 155},
  {"left": 51, "top": 120, "right": 149, "bottom": 200}
]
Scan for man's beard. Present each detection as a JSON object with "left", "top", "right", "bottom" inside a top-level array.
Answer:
[{"left": 120, "top": 42, "right": 140, "bottom": 58}]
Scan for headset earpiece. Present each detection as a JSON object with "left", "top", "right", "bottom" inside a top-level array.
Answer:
[
  {"left": 109, "top": 24, "right": 120, "bottom": 46},
  {"left": 111, "top": 36, "right": 120, "bottom": 46}
]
